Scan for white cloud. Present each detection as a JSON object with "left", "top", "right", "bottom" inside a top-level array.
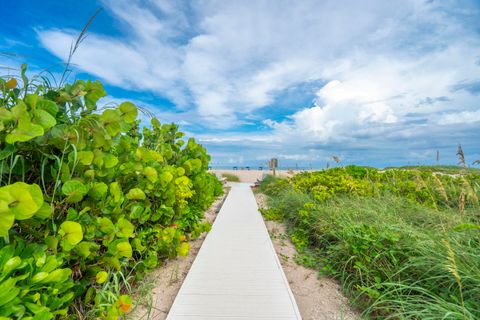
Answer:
[{"left": 35, "top": 0, "right": 480, "bottom": 166}]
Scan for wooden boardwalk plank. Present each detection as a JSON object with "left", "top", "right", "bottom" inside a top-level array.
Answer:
[{"left": 167, "top": 183, "right": 301, "bottom": 320}]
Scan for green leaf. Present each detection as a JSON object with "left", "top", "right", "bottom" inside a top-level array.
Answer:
[
  {"left": 88, "top": 182, "right": 108, "bottom": 200},
  {"left": 32, "top": 109, "right": 56, "bottom": 129},
  {"left": 61, "top": 180, "right": 87, "bottom": 203},
  {"left": 5, "top": 114, "right": 44, "bottom": 144},
  {"left": 177, "top": 242, "right": 190, "bottom": 257},
  {"left": 116, "top": 242, "right": 132, "bottom": 258},
  {"left": 34, "top": 202, "right": 52, "bottom": 220},
  {"left": 75, "top": 241, "right": 99, "bottom": 258},
  {"left": 118, "top": 102, "right": 138, "bottom": 123},
  {"left": 116, "top": 217, "right": 134, "bottom": 238},
  {"left": 160, "top": 172, "right": 173, "bottom": 186},
  {"left": 98, "top": 217, "right": 115, "bottom": 234},
  {"left": 2, "top": 256, "right": 21, "bottom": 275},
  {"left": 0, "top": 108, "right": 14, "bottom": 122},
  {"left": 143, "top": 167, "right": 158, "bottom": 183},
  {"left": 104, "top": 154, "right": 119, "bottom": 168},
  {"left": 109, "top": 182, "right": 123, "bottom": 203},
  {"left": 0, "top": 145, "right": 15, "bottom": 161},
  {"left": 0, "top": 182, "right": 43, "bottom": 227},
  {"left": 126, "top": 188, "right": 145, "bottom": 200},
  {"left": 100, "top": 109, "right": 121, "bottom": 124},
  {"left": 77, "top": 151, "right": 94, "bottom": 165},
  {"left": 36, "top": 99, "right": 58, "bottom": 116},
  {"left": 58, "top": 221, "right": 83, "bottom": 245},
  {"left": 96, "top": 271, "right": 108, "bottom": 284},
  {"left": 84, "top": 80, "right": 107, "bottom": 110}
]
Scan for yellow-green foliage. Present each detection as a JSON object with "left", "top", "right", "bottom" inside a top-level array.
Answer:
[
  {"left": 262, "top": 166, "right": 480, "bottom": 319},
  {"left": 221, "top": 173, "right": 240, "bottom": 182},
  {"left": 0, "top": 65, "right": 223, "bottom": 319}
]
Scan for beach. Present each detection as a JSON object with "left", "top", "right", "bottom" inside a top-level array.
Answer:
[{"left": 210, "top": 169, "right": 296, "bottom": 183}]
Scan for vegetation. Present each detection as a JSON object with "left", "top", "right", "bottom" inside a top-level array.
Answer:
[
  {"left": 0, "top": 65, "right": 223, "bottom": 319},
  {"left": 260, "top": 166, "right": 480, "bottom": 319},
  {"left": 221, "top": 173, "right": 240, "bottom": 182}
]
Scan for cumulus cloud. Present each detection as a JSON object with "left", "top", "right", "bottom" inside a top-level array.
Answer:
[{"left": 35, "top": 0, "right": 480, "bottom": 166}]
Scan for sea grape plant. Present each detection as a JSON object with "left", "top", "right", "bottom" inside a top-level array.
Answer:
[{"left": 0, "top": 65, "right": 223, "bottom": 319}]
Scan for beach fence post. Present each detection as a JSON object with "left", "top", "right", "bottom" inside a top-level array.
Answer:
[{"left": 269, "top": 158, "right": 278, "bottom": 176}]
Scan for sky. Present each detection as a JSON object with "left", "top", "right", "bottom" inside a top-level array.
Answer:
[{"left": 1, "top": 0, "right": 480, "bottom": 168}]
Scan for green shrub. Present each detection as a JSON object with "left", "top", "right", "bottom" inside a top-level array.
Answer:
[
  {"left": 261, "top": 166, "right": 480, "bottom": 319},
  {"left": 0, "top": 65, "right": 223, "bottom": 318},
  {"left": 221, "top": 173, "right": 240, "bottom": 182}
]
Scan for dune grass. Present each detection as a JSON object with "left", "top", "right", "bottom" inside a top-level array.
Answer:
[
  {"left": 221, "top": 173, "right": 240, "bottom": 182},
  {"left": 260, "top": 166, "right": 480, "bottom": 319}
]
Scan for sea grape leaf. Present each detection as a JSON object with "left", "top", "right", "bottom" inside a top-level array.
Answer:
[
  {"left": 58, "top": 221, "right": 83, "bottom": 246},
  {"left": 116, "top": 217, "right": 134, "bottom": 238},
  {"left": 100, "top": 109, "right": 121, "bottom": 124},
  {"left": 96, "top": 271, "right": 108, "bottom": 284},
  {"left": 5, "top": 78, "right": 17, "bottom": 89},
  {"left": 117, "top": 294, "right": 133, "bottom": 314},
  {"left": 36, "top": 99, "right": 58, "bottom": 116},
  {"left": 98, "top": 217, "right": 115, "bottom": 234},
  {"left": 77, "top": 151, "right": 94, "bottom": 165},
  {"left": 2, "top": 256, "right": 21, "bottom": 275},
  {"left": 24, "top": 94, "right": 39, "bottom": 109},
  {"left": 104, "top": 154, "right": 118, "bottom": 168},
  {"left": 126, "top": 188, "right": 145, "bottom": 200},
  {"left": 0, "top": 108, "right": 14, "bottom": 122},
  {"left": 61, "top": 180, "right": 87, "bottom": 203},
  {"left": 75, "top": 241, "right": 99, "bottom": 258},
  {"left": 176, "top": 167, "right": 185, "bottom": 176},
  {"left": 33, "top": 109, "right": 56, "bottom": 129},
  {"left": 177, "top": 242, "right": 190, "bottom": 257},
  {"left": 0, "top": 182, "right": 43, "bottom": 221},
  {"left": 143, "top": 167, "right": 158, "bottom": 183},
  {"left": 151, "top": 117, "right": 160, "bottom": 128},
  {"left": 116, "top": 242, "right": 132, "bottom": 258},
  {"left": 160, "top": 172, "right": 173, "bottom": 186},
  {"left": 34, "top": 202, "right": 52, "bottom": 220},
  {"left": 109, "top": 182, "right": 123, "bottom": 203},
  {"left": 84, "top": 80, "right": 107, "bottom": 110},
  {"left": 88, "top": 182, "right": 108, "bottom": 200},
  {"left": 118, "top": 102, "right": 138, "bottom": 123},
  {"left": 5, "top": 114, "right": 44, "bottom": 144},
  {"left": 106, "top": 122, "right": 121, "bottom": 137}
]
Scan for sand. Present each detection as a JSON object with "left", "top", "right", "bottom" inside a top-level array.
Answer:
[
  {"left": 211, "top": 169, "right": 294, "bottom": 183},
  {"left": 255, "top": 193, "right": 359, "bottom": 320}
]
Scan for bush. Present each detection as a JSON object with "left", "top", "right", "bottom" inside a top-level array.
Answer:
[
  {"left": 0, "top": 65, "right": 223, "bottom": 318},
  {"left": 221, "top": 173, "right": 240, "bottom": 182},
  {"left": 261, "top": 166, "right": 480, "bottom": 319}
]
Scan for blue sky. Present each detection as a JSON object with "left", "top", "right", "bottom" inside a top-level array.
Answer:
[{"left": 2, "top": 0, "right": 480, "bottom": 168}]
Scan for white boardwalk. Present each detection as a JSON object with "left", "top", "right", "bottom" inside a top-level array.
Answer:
[{"left": 167, "top": 183, "right": 301, "bottom": 320}]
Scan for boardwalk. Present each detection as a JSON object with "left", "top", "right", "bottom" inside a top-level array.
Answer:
[{"left": 167, "top": 183, "right": 301, "bottom": 320}]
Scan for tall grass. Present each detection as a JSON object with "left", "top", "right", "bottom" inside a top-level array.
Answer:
[{"left": 261, "top": 167, "right": 480, "bottom": 319}]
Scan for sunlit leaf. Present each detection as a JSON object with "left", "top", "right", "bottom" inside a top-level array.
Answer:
[
  {"left": 77, "top": 151, "right": 94, "bottom": 165},
  {"left": 126, "top": 188, "right": 145, "bottom": 200},
  {"left": 88, "top": 182, "right": 108, "bottom": 200},
  {"left": 33, "top": 109, "right": 56, "bottom": 129},
  {"left": 116, "top": 242, "right": 132, "bottom": 258},
  {"left": 58, "top": 221, "right": 83, "bottom": 246},
  {"left": 116, "top": 217, "right": 134, "bottom": 238},
  {"left": 61, "top": 180, "right": 87, "bottom": 203},
  {"left": 143, "top": 167, "right": 158, "bottom": 183},
  {"left": 96, "top": 271, "right": 108, "bottom": 284},
  {"left": 118, "top": 102, "right": 138, "bottom": 123}
]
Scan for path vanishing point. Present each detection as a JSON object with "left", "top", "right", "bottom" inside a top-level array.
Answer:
[{"left": 167, "top": 182, "right": 302, "bottom": 319}]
